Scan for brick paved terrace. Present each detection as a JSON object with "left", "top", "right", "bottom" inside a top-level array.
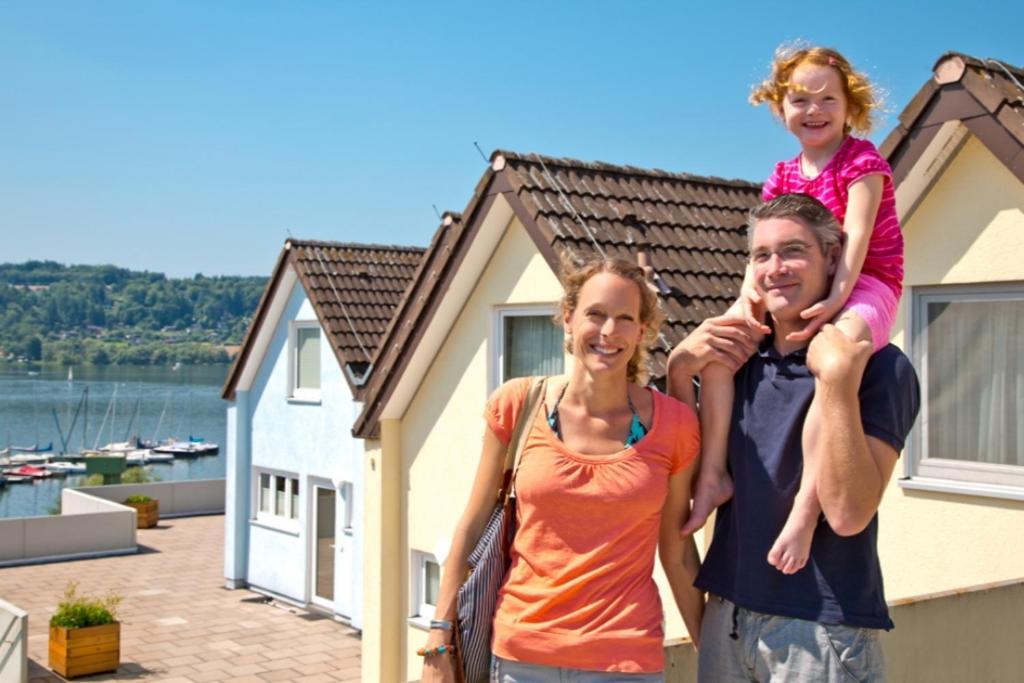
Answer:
[{"left": 0, "top": 515, "right": 361, "bottom": 682}]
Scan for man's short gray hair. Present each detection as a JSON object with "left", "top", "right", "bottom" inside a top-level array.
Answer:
[{"left": 747, "top": 193, "right": 843, "bottom": 255}]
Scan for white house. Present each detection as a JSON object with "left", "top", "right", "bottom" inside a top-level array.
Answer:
[{"left": 221, "top": 239, "right": 423, "bottom": 628}]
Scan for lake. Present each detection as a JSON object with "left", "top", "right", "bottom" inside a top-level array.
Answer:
[{"left": 0, "top": 362, "right": 229, "bottom": 518}]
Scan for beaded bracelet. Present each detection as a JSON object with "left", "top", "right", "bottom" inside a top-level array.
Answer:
[{"left": 417, "top": 643, "right": 457, "bottom": 657}]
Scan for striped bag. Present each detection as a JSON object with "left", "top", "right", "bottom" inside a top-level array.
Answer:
[{"left": 454, "top": 378, "right": 546, "bottom": 683}]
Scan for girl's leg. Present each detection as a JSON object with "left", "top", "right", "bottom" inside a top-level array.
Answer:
[
  {"left": 680, "top": 361, "right": 736, "bottom": 536},
  {"left": 767, "top": 310, "right": 872, "bottom": 574}
]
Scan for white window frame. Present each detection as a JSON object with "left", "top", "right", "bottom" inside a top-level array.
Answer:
[
  {"left": 289, "top": 320, "right": 322, "bottom": 402},
  {"left": 901, "top": 282, "right": 1024, "bottom": 500},
  {"left": 253, "top": 468, "right": 301, "bottom": 530},
  {"left": 409, "top": 550, "right": 440, "bottom": 629},
  {"left": 491, "top": 304, "right": 562, "bottom": 391}
]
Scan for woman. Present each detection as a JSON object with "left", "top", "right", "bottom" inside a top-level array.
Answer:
[{"left": 422, "top": 257, "right": 704, "bottom": 681}]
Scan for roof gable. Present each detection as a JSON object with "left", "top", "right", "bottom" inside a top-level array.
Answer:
[
  {"left": 353, "top": 150, "right": 762, "bottom": 437},
  {"left": 221, "top": 240, "right": 424, "bottom": 400},
  {"left": 881, "top": 52, "right": 1024, "bottom": 206}
]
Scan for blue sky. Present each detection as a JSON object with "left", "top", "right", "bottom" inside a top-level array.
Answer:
[{"left": 2, "top": 1, "right": 1020, "bottom": 277}]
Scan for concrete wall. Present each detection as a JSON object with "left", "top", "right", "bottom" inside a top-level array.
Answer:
[
  {"left": 663, "top": 579, "right": 1024, "bottom": 682},
  {"left": 0, "top": 599, "right": 27, "bottom": 683},
  {"left": 0, "top": 491, "right": 134, "bottom": 567},
  {"left": 882, "top": 134, "right": 1024, "bottom": 601},
  {"left": 73, "top": 479, "right": 225, "bottom": 517},
  {"left": 240, "top": 279, "right": 364, "bottom": 623}
]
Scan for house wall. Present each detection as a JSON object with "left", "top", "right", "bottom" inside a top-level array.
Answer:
[
  {"left": 883, "top": 134, "right": 1024, "bottom": 600},
  {"left": 242, "top": 280, "right": 365, "bottom": 621},
  {"left": 398, "top": 219, "right": 564, "bottom": 679}
]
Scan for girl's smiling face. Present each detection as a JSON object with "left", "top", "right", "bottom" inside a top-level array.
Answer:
[
  {"left": 563, "top": 272, "right": 645, "bottom": 377},
  {"left": 781, "top": 63, "right": 849, "bottom": 152}
]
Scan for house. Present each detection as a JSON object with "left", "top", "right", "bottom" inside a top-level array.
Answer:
[
  {"left": 874, "top": 52, "right": 1024, "bottom": 601},
  {"left": 350, "top": 151, "right": 763, "bottom": 681},
  {"left": 221, "top": 239, "right": 424, "bottom": 629}
]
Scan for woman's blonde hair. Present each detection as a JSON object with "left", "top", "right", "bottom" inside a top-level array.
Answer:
[
  {"left": 558, "top": 255, "right": 663, "bottom": 384},
  {"left": 750, "top": 43, "right": 880, "bottom": 136}
]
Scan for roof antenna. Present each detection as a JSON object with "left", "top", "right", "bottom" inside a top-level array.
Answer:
[
  {"left": 431, "top": 204, "right": 442, "bottom": 221},
  {"left": 286, "top": 228, "right": 293, "bottom": 238},
  {"left": 473, "top": 141, "right": 488, "bottom": 163}
]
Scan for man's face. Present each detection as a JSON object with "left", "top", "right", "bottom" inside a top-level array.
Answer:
[{"left": 749, "top": 216, "right": 838, "bottom": 324}]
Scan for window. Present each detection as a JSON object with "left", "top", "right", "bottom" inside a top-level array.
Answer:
[
  {"left": 255, "top": 470, "right": 300, "bottom": 525},
  {"left": 495, "top": 307, "right": 564, "bottom": 387},
  {"left": 290, "top": 322, "right": 321, "bottom": 400},
  {"left": 908, "top": 284, "right": 1024, "bottom": 493},
  {"left": 411, "top": 551, "right": 441, "bottom": 622}
]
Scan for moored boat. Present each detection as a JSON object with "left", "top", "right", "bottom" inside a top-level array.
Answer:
[
  {"left": 44, "top": 461, "right": 88, "bottom": 474},
  {"left": 3, "top": 465, "right": 56, "bottom": 479}
]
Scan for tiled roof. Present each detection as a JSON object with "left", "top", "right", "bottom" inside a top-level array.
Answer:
[
  {"left": 289, "top": 240, "right": 425, "bottom": 369},
  {"left": 221, "top": 240, "right": 424, "bottom": 400},
  {"left": 881, "top": 52, "right": 1024, "bottom": 183},
  {"left": 496, "top": 151, "right": 762, "bottom": 372},
  {"left": 353, "top": 151, "right": 762, "bottom": 437}
]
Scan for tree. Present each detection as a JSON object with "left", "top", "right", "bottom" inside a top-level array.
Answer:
[{"left": 26, "top": 336, "right": 42, "bottom": 361}]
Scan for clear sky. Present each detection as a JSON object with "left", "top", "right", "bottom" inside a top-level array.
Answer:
[{"left": 2, "top": 1, "right": 1021, "bottom": 277}]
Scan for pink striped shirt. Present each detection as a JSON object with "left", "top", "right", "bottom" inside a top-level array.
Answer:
[{"left": 762, "top": 136, "right": 903, "bottom": 299}]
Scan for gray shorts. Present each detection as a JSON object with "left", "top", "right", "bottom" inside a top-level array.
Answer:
[
  {"left": 698, "top": 595, "right": 885, "bottom": 682},
  {"left": 491, "top": 655, "right": 664, "bottom": 682}
]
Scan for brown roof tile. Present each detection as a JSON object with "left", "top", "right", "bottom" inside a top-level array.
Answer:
[{"left": 222, "top": 240, "right": 424, "bottom": 400}]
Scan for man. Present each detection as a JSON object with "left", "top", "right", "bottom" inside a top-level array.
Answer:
[{"left": 669, "top": 193, "right": 920, "bottom": 682}]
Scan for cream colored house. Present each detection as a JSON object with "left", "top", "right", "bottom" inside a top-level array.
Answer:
[
  {"left": 351, "top": 152, "right": 762, "bottom": 681},
  {"left": 876, "top": 52, "right": 1024, "bottom": 600}
]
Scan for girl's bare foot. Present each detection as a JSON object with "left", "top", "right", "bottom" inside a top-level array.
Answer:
[
  {"left": 767, "top": 516, "right": 814, "bottom": 574},
  {"left": 680, "top": 471, "right": 734, "bottom": 536}
]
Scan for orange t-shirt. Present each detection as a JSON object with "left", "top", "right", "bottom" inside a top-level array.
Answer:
[{"left": 485, "top": 377, "right": 700, "bottom": 673}]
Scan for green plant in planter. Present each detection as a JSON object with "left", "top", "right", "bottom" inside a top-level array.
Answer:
[
  {"left": 49, "top": 582, "right": 122, "bottom": 629},
  {"left": 123, "top": 494, "right": 153, "bottom": 505}
]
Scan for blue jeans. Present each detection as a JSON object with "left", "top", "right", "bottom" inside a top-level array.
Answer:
[
  {"left": 491, "top": 655, "right": 665, "bottom": 682},
  {"left": 698, "top": 595, "right": 886, "bottom": 682}
]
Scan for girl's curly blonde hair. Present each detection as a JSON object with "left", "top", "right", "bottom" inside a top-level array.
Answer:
[
  {"left": 750, "top": 43, "right": 881, "bottom": 136},
  {"left": 557, "top": 255, "right": 664, "bottom": 385}
]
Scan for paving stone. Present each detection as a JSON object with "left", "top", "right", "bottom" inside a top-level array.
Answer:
[{"left": 0, "top": 515, "right": 361, "bottom": 682}]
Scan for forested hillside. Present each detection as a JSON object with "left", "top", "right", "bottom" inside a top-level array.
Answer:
[{"left": 0, "top": 261, "right": 266, "bottom": 365}]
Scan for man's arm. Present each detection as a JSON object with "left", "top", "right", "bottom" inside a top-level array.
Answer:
[
  {"left": 666, "top": 314, "right": 759, "bottom": 410},
  {"left": 807, "top": 325, "right": 899, "bottom": 536}
]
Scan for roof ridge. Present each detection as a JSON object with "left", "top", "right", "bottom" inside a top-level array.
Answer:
[
  {"left": 286, "top": 238, "right": 426, "bottom": 253},
  {"left": 934, "top": 51, "right": 1024, "bottom": 79},
  {"left": 492, "top": 149, "right": 761, "bottom": 189}
]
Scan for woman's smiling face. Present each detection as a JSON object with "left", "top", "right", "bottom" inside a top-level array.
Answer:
[{"left": 564, "top": 272, "right": 645, "bottom": 377}]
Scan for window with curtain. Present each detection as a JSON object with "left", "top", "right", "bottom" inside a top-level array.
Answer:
[
  {"left": 501, "top": 311, "right": 564, "bottom": 382},
  {"left": 295, "top": 325, "right": 321, "bottom": 392},
  {"left": 913, "top": 286, "right": 1024, "bottom": 488}
]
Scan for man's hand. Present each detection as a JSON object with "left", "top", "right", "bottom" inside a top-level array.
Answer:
[
  {"left": 669, "top": 314, "right": 759, "bottom": 377},
  {"left": 806, "top": 324, "right": 872, "bottom": 387}
]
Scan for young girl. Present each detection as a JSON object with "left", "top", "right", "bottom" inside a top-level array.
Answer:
[{"left": 682, "top": 45, "right": 903, "bottom": 576}]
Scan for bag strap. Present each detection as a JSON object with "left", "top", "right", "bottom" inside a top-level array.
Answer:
[{"left": 496, "top": 377, "right": 546, "bottom": 504}]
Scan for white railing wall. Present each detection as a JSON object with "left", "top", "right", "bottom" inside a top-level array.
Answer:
[
  {"left": 0, "top": 599, "right": 28, "bottom": 683},
  {"left": 73, "top": 479, "right": 225, "bottom": 517}
]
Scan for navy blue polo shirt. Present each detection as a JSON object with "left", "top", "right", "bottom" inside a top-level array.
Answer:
[{"left": 695, "top": 339, "right": 920, "bottom": 629}]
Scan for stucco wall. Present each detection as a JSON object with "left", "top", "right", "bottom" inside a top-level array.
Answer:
[
  {"left": 882, "top": 134, "right": 1024, "bottom": 600},
  {"left": 244, "top": 279, "right": 364, "bottom": 618},
  {"left": 399, "top": 219, "right": 565, "bottom": 678}
]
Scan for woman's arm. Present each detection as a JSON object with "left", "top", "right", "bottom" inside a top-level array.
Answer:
[
  {"left": 788, "top": 174, "right": 884, "bottom": 342},
  {"left": 659, "top": 465, "right": 705, "bottom": 649},
  {"left": 422, "top": 426, "right": 507, "bottom": 682}
]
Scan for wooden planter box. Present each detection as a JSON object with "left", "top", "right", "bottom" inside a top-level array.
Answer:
[
  {"left": 49, "top": 622, "right": 120, "bottom": 678},
  {"left": 125, "top": 499, "right": 159, "bottom": 528}
]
